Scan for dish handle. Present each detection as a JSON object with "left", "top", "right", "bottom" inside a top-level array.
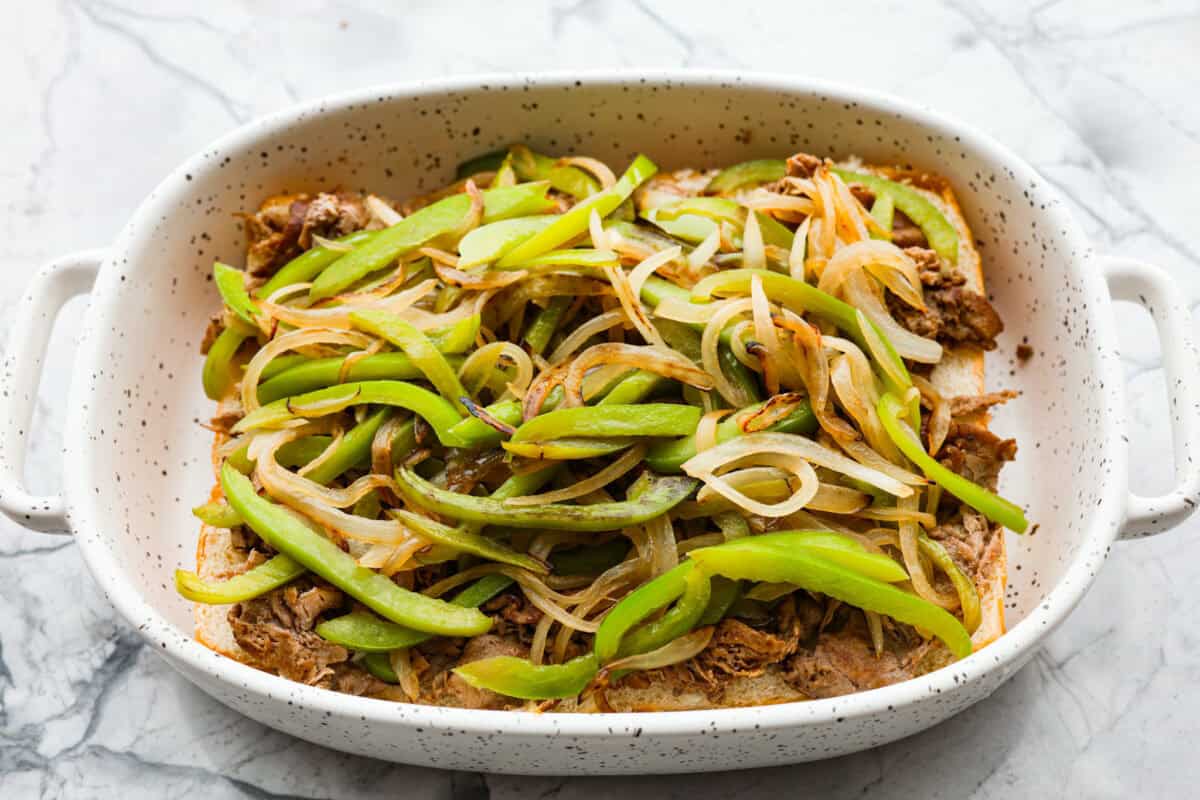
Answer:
[
  {"left": 0, "top": 249, "right": 105, "bottom": 534},
  {"left": 1103, "top": 255, "right": 1200, "bottom": 539}
]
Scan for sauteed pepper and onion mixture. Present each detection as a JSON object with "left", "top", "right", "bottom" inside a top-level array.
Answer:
[{"left": 181, "top": 145, "right": 1025, "bottom": 706}]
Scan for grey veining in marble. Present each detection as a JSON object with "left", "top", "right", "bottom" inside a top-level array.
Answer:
[{"left": 2, "top": 0, "right": 1198, "bottom": 797}]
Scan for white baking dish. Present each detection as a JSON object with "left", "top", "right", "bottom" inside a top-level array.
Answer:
[{"left": 2, "top": 72, "right": 1197, "bottom": 775}]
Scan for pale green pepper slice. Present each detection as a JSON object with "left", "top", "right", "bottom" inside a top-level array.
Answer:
[{"left": 310, "top": 182, "right": 555, "bottom": 299}]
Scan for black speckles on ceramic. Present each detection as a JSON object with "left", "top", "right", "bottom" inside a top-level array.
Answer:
[{"left": 57, "top": 74, "right": 1133, "bottom": 774}]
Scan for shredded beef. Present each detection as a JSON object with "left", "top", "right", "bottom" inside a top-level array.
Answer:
[
  {"left": 243, "top": 192, "right": 368, "bottom": 277},
  {"left": 786, "top": 152, "right": 823, "bottom": 178},
  {"left": 930, "top": 509, "right": 993, "bottom": 574},
  {"left": 432, "top": 635, "right": 528, "bottom": 709},
  {"left": 783, "top": 632, "right": 924, "bottom": 699},
  {"left": 950, "top": 390, "right": 1019, "bottom": 419},
  {"left": 690, "top": 619, "right": 796, "bottom": 684},
  {"left": 937, "top": 421, "right": 1016, "bottom": 490},
  {"left": 886, "top": 247, "right": 1003, "bottom": 350},
  {"left": 199, "top": 314, "right": 223, "bottom": 355},
  {"left": 890, "top": 210, "right": 929, "bottom": 248},
  {"left": 228, "top": 579, "right": 348, "bottom": 685}
]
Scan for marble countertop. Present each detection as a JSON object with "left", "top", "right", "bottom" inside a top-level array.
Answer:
[{"left": 3, "top": 1, "right": 1198, "bottom": 796}]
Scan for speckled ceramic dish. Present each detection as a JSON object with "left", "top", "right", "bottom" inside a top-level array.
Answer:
[{"left": 2, "top": 73, "right": 1198, "bottom": 774}]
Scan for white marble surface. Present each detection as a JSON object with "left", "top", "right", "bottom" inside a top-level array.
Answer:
[{"left": 2, "top": 0, "right": 1198, "bottom": 796}]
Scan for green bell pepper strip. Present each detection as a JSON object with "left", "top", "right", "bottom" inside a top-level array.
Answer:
[
  {"left": 641, "top": 211, "right": 716, "bottom": 244},
  {"left": 175, "top": 553, "right": 307, "bottom": 605},
  {"left": 549, "top": 539, "right": 631, "bottom": 576},
  {"left": 691, "top": 269, "right": 913, "bottom": 398},
  {"left": 646, "top": 199, "right": 794, "bottom": 250},
  {"left": 870, "top": 192, "right": 895, "bottom": 240},
  {"left": 256, "top": 353, "right": 439, "bottom": 405},
  {"left": 256, "top": 353, "right": 308, "bottom": 383},
  {"left": 256, "top": 230, "right": 381, "bottom": 298},
  {"left": 301, "top": 407, "right": 391, "bottom": 486},
  {"left": 502, "top": 437, "right": 636, "bottom": 461},
  {"left": 394, "top": 468, "right": 696, "bottom": 532},
  {"left": 455, "top": 149, "right": 508, "bottom": 180},
  {"left": 202, "top": 323, "right": 252, "bottom": 401},
  {"left": 509, "top": 144, "right": 602, "bottom": 200},
  {"left": 509, "top": 404, "right": 702, "bottom": 443},
  {"left": 234, "top": 381, "right": 467, "bottom": 446},
  {"left": 597, "top": 370, "right": 667, "bottom": 406},
  {"left": 877, "top": 393, "right": 1028, "bottom": 533},
  {"left": 523, "top": 296, "right": 571, "bottom": 356},
  {"left": 594, "top": 561, "right": 695, "bottom": 663},
  {"left": 705, "top": 159, "right": 788, "bottom": 194},
  {"left": 919, "top": 534, "right": 982, "bottom": 634},
  {"left": 697, "top": 576, "right": 741, "bottom": 626},
  {"left": 363, "top": 652, "right": 399, "bottom": 683},
  {"left": 644, "top": 398, "right": 817, "bottom": 473},
  {"left": 310, "top": 182, "right": 555, "bottom": 299},
  {"left": 457, "top": 216, "right": 557, "bottom": 267},
  {"left": 350, "top": 310, "right": 470, "bottom": 413},
  {"left": 316, "top": 574, "right": 515, "bottom": 652},
  {"left": 352, "top": 489, "right": 382, "bottom": 520},
  {"left": 192, "top": 500, "right": 242, "bottom": 528},
  {"left": 617, "top": 565, "right": 712, "bottom": 658},
  {"left": 256, "top": 326, "right": 473, "bottom": 404},
  {"left": 711, "top": 531, "right": 909, "bottom": 583},
  {"left": 389, "top": 508, "right": 548, "bottom": 573},
  {"left": 213, "top": 262, "right": 260, "bottom": 325},
  {"left": 497, "top": 155, "right": 658, "bottom": 267},
  {"left": 491, "top": 153, "right": 518, "bottom": 188},
  {"left": 454, "top": 653, "right": 600, "bottom": 700},
  {"left": 220, "top": 463, "right": 491, "bottom": 636},
  {"left": 689, "top": 540, "right": 973, "bottom": 659},
  {"left": 510, "top": 248, "right": 618, "bottom": 270},
  {"left": 831, "top": 169, "right": 959, "bottom": 265}
]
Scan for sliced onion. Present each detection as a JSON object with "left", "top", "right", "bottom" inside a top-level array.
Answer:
[
  {"left": 789, "top": 216, "right": 811, "bottom": 281},
  {"left": 689, "top": 226, "right": 721, "bottom": 271},
  {"left": 814, "top": 170, "right": 838, "bottom": 256},
  {"left": 898, "top": 495, "right": 957, "bottom": 609},
  {"left": 366, "top": 195, "right": 404, "bottom": 227},
  {"left": 741, "top": 209, "right": 766, "bottom": 271},
  {"left": 829, "top": 171, "right": 870, "bottom": 243},
  {"left": 736, "top": 189, "right": 817, "bottom": 216},
  {"left": 260, "top": 278, "right": 438, "bottom": 331},
  {"left": 700, "top": 297, "right": 755, "bottom": 406},
  {"left": 601, "top": 627, "right": 714, "bottom": 675},
  {"left": 817, "top": 240, "right": 920, "bottom": 307},
  {"left": 603, "top": 265, "right": 665, "bottom": 349},
  {"left": 806, "top": 483, "right": 871, "bottom": 513},
  {"left": 627, "top": 246, "right": 683, "bottom": 304},
  {"left": 791, "top": 318, "right": 858, "bottom": 442},
  {"left": 845, "top": 272, "right": 942, "bottom": 364},
  {"left": 838, "top": 437, "right": 927, "bottom": 487},
  {"left": 459, "top": 341, "right": 533, "bottom": 400},
  {"left": 242, "top": 327, "right": 374, "bottom": 413},
  {"left": 436, "top": 264, "right": 528, "bottom": 291},
  {"left": 691, "top": 453, "right": 819, "bottom": 518},
  {"left": 695, "top": 409, "right": 732, "bottom": 453},
  {"left": 547, "top": 310, "right": 624, "bottom": 364},
  {"left": 913, "top": 374, "right": 950, "bottom": 456},
  {"left": 750, "top": 275, "right": 786, "bottom": 394},
  {"left": 683, "top": 431, "right": 913, "bottom": 498},
  {"left": 645, "top": 512, "right": 679, "bottom": 577},
  {"left": 854, "top": 505, "right": 937, "bottom": 528},
  {"left": 504, "top": 444, "right": 646, "bottom": 506},
  {"left": 252, "top": 430, "right": 418, "bottom": 546},
  {"left": 530, "top": 614, "right": 554, "bottom": 665},
  {"left": 558, "top": 156, "right": 616, "bottom": 189},
  {"left": 563, "top": 342, "right": 713, "bottom": 407},
  {"left": 653, "top": 295, "right": 728, "bottom": 325},
  {"left": 390, "top": 648, "right": 422, "bottom": 701}
]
